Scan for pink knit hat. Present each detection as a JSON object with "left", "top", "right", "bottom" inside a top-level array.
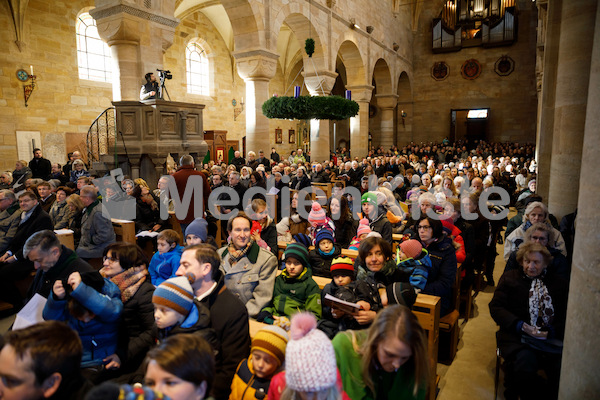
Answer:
[
  {"left": 357, "top": 218, "right": 371, "bottom": 237},
  {"left": 308, "top": 202, "right": 327, "bottom": 226},
  {"left": 285, "top": 313, "right": 337, "bottom": 392}
]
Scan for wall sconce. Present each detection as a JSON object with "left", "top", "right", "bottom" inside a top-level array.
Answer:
[
  {"left": 233, "top": 97, "right": 244, "bottom": 121},
  {"left": 17, "top": 66, "right": 36, "bottom": 107},
  {"left": 393, "top": 42, "right": 400, "bottom": 51},
  {"left": 349, "top": 18, "right": 360, "bottom": 30},
  {"left": 366, "top": 26, "right": 374, "bottom": 34},
  {"left": 401, "top": 110, "right": 407, "bottom": 127}
]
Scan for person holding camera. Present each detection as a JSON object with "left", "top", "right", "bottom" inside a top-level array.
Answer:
[{"left": 140, "top": 72, "right": 160, "bottom": 100}]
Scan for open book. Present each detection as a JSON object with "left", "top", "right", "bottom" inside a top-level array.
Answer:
[
  {"left": 136, "top": 230, "right": 160, "bottom": 238},
  {"left": 323, "top": 293, "right": 362, "bottom": 315}
]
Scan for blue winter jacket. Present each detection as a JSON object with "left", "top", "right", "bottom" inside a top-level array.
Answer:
[
  {"left": 148, "top": 245, "right": 184, "bottom": 286},
  {"left": 43, "top": 278, "right": 123, "bottom": 368}
]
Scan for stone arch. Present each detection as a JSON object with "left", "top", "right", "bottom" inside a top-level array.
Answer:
[
  {"left": 372, "top": 58, "right": 393, "bottom": 95},
  {"left": 272, "top": 10, "right": 329, "bottom": 77},
  {"left": 397, "top": 71, "right": 413, "bottom": 142},
  {"left": 335, "top": 40, "right": 367, "bottom": 87},
  {"left": 397, "top": 70, "right": 412, "bottom": 100}
]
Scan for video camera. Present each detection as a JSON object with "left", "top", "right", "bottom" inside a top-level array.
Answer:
[{"left": 157, "top": 69, "right": 172, "bottom": 80}]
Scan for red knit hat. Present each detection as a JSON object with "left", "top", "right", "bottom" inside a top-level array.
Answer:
[
  {"left": 356, "top": 218, "right": 371, "bottom": 237},
  {"left": 400, "top": 239, "right": 422, "bottom": 260},
  {"left": 308, "top": 202, "right": 327, "bottom": 226}
]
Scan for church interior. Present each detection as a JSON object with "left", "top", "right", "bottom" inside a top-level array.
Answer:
[{"left": 0, "top": 0, "right": 598, "bottom": 398}]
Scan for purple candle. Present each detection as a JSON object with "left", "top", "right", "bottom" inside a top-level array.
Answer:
[
  {"left": 345, "top": 90, "right": 351, "bottom": 100},
  {"left": 294, "top": 86, "right": 301, "bottom": 98}
]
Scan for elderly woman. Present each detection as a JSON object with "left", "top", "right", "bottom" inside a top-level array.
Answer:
[
  {"left": 12, "top": 160, "right": 32, "bottom": 192},
  {"left": 69, "top": 159, "right": 90, "bottom": 183},
  {"left": 290, "top": 166, "right": 311, "bottom": 191},
  {"left": 415, "top": 216, "right": 457, "bottom": 317},
  {"left": 504, "top": 223, "right": 570, "bottom": 281},
  {"left": 0, "top": 171, "right": 13, "bottom": 190},
  {"left": 239, "top": 166, "right": 252, "bottom": 189},
  {"left": 49, "top": 186, "right": 74, "bottom": 229},
  {"left": 504, "top": 201, "right": 566, "bottom": 261},
  {"left": 490, "top": 242, "right": 568, "bottom": 400}
]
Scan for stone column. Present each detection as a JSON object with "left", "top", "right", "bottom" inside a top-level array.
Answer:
[
  {"left": 90, "top": 2, "right": 178, "bottom": 101},
  {"left": 235, "top": 50, "right": 279, "bottom": 156},
  {"left": 346, "top": 85, "right": 373, "bottom": 159},
  {"left": 547, "top": 0, "right": 597, "bottom": 221},
  {"left": 304, "top": 70, "right": 338, "bottom": 163},
  {"left": 375, "top": 94, "right": 399, "bottom": 149},
  {"left": 559, "top": 3, "right": 600, "bottom": 397},
  {"left": 535, "top": 0, "right": 562, "bottom": 202}
]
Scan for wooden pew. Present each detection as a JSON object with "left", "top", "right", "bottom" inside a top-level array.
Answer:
[
  {"left": 265, "top": 193, "right": 278, "bottom": 223},
  {"left": 413, "top": 294, "right": 441, "bottom": 400},
  {"left": 340, "top": 248, "right": 358, "bottom": 259},
  {"left": 311, "top": 183, "right": 332, "bottom": 202},
  {"left": 111, "top": 219, "right": 136, "bottom": 244},
  {"left": 438, "top": 264, "right": 462, "bottom": 362},
  {"left": 167, "top": 211, "right": 184, "bottom": 244},
  {"left": 55, "top": 229, "right": 75, "bottom": 250}
]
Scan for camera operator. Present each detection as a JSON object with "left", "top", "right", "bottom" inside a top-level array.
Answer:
[{"left": 140, "top": 72, "right": 160, "bottom": 100}]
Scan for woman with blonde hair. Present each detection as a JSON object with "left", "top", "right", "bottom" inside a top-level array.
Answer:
[{"left": 332, "top": 305, "right": 429, "bottom": 400}]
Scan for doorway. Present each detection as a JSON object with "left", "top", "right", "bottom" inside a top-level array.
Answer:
[{"left": 450, "top": 108, "right": 489, "bottom": 142}]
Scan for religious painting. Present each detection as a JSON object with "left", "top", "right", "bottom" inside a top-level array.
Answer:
[
  {"left": 275, "top": 128, "right": 283, "bottom": 144},
  {"left": 289, "top": 129, "right": 296, "bottom": 144},
  {"left": 431, "top": 61, "right": 449, "bottom": 81},
  {"left": 495, "top": 56, "right": 515, "bottom": 76},
  {"left": 216, "top": 148, "right": 224, "bottom": 164},
  {"left": 461, "top": 59, "right": 482, "bottom": 80}
]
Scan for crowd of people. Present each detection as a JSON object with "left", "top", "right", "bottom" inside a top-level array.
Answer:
[{"left": 0, "top": 138, "right": 574, "bottom": 400}]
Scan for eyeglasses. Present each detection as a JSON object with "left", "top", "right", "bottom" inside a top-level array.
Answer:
[
  {"left": 103, "top": 256, "right": 119, "bottom": 263},
  {"left": 417, "top": 225, "right": 432, "bottom": 230}
]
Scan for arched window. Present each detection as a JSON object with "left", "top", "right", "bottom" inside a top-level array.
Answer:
[
  {"left": 76, "top": 12, "right": 112, "bottom": 82},
  {"left": 186, "top": 40, "right": 209, "bottom": 96}
]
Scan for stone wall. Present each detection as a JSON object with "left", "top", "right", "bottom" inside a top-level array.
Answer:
[
  {"left": 0, "top": 0, "right": 113, "bottom": 170},
  {"left": 411, "top": 2, "right": 538, "bottom": 145}
]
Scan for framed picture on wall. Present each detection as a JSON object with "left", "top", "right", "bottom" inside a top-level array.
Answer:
[
  {"left": 289, "top": 129, "right": 295, "bottom": 144},
  {"left": 275, "top": 128, "right": 283, "bottom": 144}
]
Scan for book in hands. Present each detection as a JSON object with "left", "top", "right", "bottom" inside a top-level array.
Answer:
[{"left": 324, "top": 293, "right": 362, "bottom": 316}]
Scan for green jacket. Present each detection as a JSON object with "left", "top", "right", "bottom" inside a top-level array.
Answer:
[
  {"left": 332, "top": 330, "right": 425, "bottom": 400},
  {"left": 261, "top": 268, "right": 322, "bottom": 320}
]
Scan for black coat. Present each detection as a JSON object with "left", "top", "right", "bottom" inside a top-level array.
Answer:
[
  {"left": 489, "top": 268, "right": 568, "bottom": 358},
  {"left": 117, "top": 280, "right": 156, "bottom": 371},
  {"left": 9, "top": 205, "right": 53, "bottom": 260},
  {"left": 25, "top": 246, "right": 94, "bottom": 302},
  {"left": 260, "top": 222, "right": 278, "bottom": 256},
  {"left": 29, "top": 157, "right": 52, "bottom": 180},
  {"left": 308, "top": 245, "right": 342, "bottom": 278},
  {"left": 421, "top": 235, "right": 457, "bottom": 316},
  {"left": 333, "top": 217, "right": 357, "bottom": 249},
  {"left": 200, "top": 271, "right": 251, "bottom": 400},
  {"left": 504, "top": 247, "right": 570, "bottom": 282}
]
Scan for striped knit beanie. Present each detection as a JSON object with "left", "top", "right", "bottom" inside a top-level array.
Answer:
[
  {"left": 308, "top": 202, "right": 327, "bottom": 226},
  {"left": 315, "top": 227, "right": 334, "bottom": 246},
  {"left": 152, "top": 273, "right": 196, "bottom": 317},
  {"left": 292, "top": 233, "right": 312, "bottom": 248},
  {"left": 251, "top": 325, "right": 289, "bottom": 367},
  {"left": 286, "top": 313, "right": 337, "bottom": 392},
  {"left": 330, "top": 256, "right": 355, "bottom": 279},
  {"left": 284, "top": 243, "right": 310, "bottom": 269}
]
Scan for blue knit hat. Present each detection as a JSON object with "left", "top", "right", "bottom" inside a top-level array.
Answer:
[
  {"left": 293, "top": 233, "right": 312, "bottom": 248},
  {"left": 185, "top": 218, "right": 208, "bottom": 242},
  {"left": 315, "top": 228, "right": 334, "bottom": 246},
  {"left": 284, "top": 243, "right": 310, "bottom": 269},
  {"left": 152, "top": 273, "right": 196, "bottom": 316}
]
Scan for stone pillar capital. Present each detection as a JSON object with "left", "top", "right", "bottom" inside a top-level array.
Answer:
[
  {"left": 346, "top": 85, "right": 374, "bottom": 103},
  {"left": 234, "top": 49, "right": 279, "bottom": 81},
  {"left": 303, "top": 70, "right": 338, "bottom": 96},
  {"left": 375, "top": 94, "right": 399, "bottom": 109}
]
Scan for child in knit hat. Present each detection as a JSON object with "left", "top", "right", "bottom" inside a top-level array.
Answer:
[
  {"left": 152, "top": 274, "right": 216, "bottom": 346},
  {"left": 360, "top": 191, "right": 393, "bottom": 243},
  {"left": 148, "top": 229, "right": 184, "bottom": 286},
  {"left": 257, "top": 243, "right": 322, "bottom": 326},
  {"left": 348, "top": 218, "right": 372, "bottom": 251},
  {"left": 229, "top": 326, "right": 288, "bottom": 400},
  {"left": 308, "top": 227, "right": 341, "bottom": 278},
  {"left": 269, "top": 312, "right": 349, "bottom": 400},
  {"left": 307, "top": 202, "right": 335, "bottom": 242},
  {"left": 396, "top": 239, "right": 432, "bottom": 293},
  {"left": 318, "top": 257, "right": 374, "bottom": 339}
]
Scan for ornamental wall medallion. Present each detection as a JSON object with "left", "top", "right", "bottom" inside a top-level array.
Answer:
[
  {"left": 461, "top": 59, "right": 482, "bottom": 80},
  {"left": 431, "top": 61, "right": 449, "bottom": 81},
  {"left": 495, "top": 55, "right": 515, "bottom": 76}
]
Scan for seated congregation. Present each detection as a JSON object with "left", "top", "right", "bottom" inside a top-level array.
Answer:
[{"left": 0, "top": 140, "right": 573, "bottom": 400}]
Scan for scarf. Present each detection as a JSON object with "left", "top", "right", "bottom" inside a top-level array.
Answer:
[
  {"left": 318, "top": 247, "right": 335, "bottom": 257},
  {"left": 528, "top": 271, "right": 554, "bottom": 328},
  {"left": 101, "top": 265, "right": 148, "bottom": 303},
  {"left": 227, "top": 240, "right": 254, "bottom": 266}
]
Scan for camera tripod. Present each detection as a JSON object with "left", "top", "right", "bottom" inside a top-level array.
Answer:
[{"left": 158, "top": 75, "right": 171, "bottom": 101}]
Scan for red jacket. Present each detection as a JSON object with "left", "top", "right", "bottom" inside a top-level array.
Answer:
[{"left": 172, "top": 165, "right": 211, "bottom": 224}]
